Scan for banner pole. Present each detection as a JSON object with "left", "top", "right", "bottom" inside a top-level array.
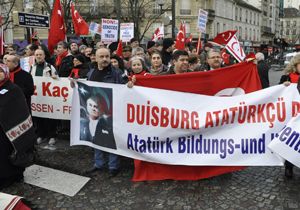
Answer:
[{"left": 197, "top": 32, "right": 201, "bottom": 54}]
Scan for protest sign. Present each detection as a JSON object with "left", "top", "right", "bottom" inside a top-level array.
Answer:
[
  {"left": 198, "top": 9, "right": 208, "bottom": 33},
  {"left": 268, "top": 112, "right": 300, "bottom": 168},
  {"left": 31, "top": 77, "right": 73, "bottom": 120},
  {"left": 71, "top": 81, "right": 300, "bottom": 166},
  {"left": 101, "top": 18, "right": 118, "bottom": 43},
  {"left": 20, "top": 56, "right": 35, "bottom": 72},
  {"left": 120, "top": 23, "right": 134, "bottom": 42}
]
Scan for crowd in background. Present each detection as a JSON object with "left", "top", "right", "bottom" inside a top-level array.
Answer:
[{"left": 1, "top": 36, "right": 300, "bottom": 189}]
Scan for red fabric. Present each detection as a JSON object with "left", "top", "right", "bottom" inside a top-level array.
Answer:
[
  {"left": 12, "top": 200, "right": 31, "bottom": 210},
  {"left": 9, "top": 67, "right": 21, "bottom": 83},
  {"left": 48, "top": 0, "right": 66, "bottom": 54},
  {"left": 55, "top": 50, "right": 68, "bottom": 67},
  {"left": 175, "top": 22, "right": 186, "bottom": 50},
  {"left": 213, "top": 30, "right": 237, "bottom": 46},
  {"left": 71, "top": 2, "right": 89, "bottom": 36},
  {"left": 289, "top": 73, "right": 299, "bottom": 83},
  {"left": 116, "top": 40, "right": 123, "bottom": 57},
  {"left": 221, "top": 48, "right": 230, "bottom": 65},
  {"left": 132, "top": 62, "right": 262, "bottom": 181},
  {"left": 69, "top": 68, "right": 79, "bottom": 78},
  {"left": 185, "top": 35, "right": 193, "bottom": 44},
  {"left": 245, "top": 52, "right": 256, "bottom": 61}
]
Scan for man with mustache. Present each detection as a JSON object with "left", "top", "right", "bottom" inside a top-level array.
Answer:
[{"left": 85, "top": 48, "right": 125, "bottom": 177}]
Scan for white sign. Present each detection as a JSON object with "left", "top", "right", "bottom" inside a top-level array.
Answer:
[
  {"left": 198, "top": 9, "right": 208, "bottom": 33},
  {"left": 71, "top": 82, "right": 300, "bottom": 166},
  {"left": 268, "top": 113, "right": 300, "bottom": 168},
  {"left": 31, "top": 77, "right": 73, "bottom": 120},
  {"left": 20, "top": 56, "right": 35, "bottom": 72},
  {"left": 226, "top": 35, "right": 246, "bottom": 62},
  {"left": 101, "top": 18, "right": 119, "bottom": 43},
  {"left": 120, "top": 23, "right": 134, "bottom": 42},
  {"left": 89, "top": 22, "right": 101, "bottom": 35}
]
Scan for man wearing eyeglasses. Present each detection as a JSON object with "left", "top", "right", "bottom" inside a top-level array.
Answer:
[{"left": 206, "top": 50, "right": 223, "bottom": 70}]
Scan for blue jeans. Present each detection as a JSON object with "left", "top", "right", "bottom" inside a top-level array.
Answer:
[{"left": 94, "top": 149, "right": 120, "bottom": 170}]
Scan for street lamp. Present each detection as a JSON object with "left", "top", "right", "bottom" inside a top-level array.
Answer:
[{"left": 156, "top": 0, "right": 176, "bottom": 39}]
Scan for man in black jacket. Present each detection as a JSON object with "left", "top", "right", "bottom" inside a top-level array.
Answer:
[
  {"left": 6, "top": 55, "right": 34, "bottom": 111},
  {"left": 84, "top": 48, "right": 125, "bottom": 177},
  {"left": 255, "top": 52, "right": 270, "bottom": 89},
  {"left": 56, "top": 41, "right": 74, "bottom": 77}
]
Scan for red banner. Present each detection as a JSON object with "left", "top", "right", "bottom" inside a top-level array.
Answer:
[{"left": 133, "top": 62, "right": 262, "bottom": 181}]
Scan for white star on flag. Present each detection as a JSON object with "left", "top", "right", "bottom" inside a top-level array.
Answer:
[
  {"left": 79, "top": 86, "right": 88, "bottom": 95},
  {"left": 77, "top": 18, "right": 82, "bottom": 23}
]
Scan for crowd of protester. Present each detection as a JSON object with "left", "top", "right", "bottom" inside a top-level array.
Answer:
[{"left": 1, "top": 36, "right": 300, "bottom": 190}]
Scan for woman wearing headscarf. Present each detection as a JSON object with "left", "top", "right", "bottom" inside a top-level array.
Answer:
[{"left": 0, "top": 64, "right": 36, "bottom": 189}]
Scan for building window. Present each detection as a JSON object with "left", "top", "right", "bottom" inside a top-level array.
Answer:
[
  {"left": 250, "top": 28, "right": 252, "bottom": 40},
  {"left": 240, "top": 8, "right": 242, "bottom": 21},
  {"left": 286, "top": 21, "right": 290, "bottom": 27},
  {"left": 293, "top": 21, "right": 297, "bottom": 26},
  {"left": 239, "top": 27, "right": 242, "bottom": 39},
  {"left": 223, "top": 23, "right": 226, "bottom": 31},
  {"left": 235, "top": 7, "right": 238, "bottom": 20},
  {"left": 217, "top": 22, "right": 220, "bottom": 34},
  {"left": 253, "top": 29, "right": 255, "bottom": 40},
  {"left": 245, "top": 28, "right": 248, "bottom": 39},
  {"left": 293, "top": 29, "right": 297, "bottom": 35},
  {"left": 180, "top": 0, "right": 191, "bottom": 15},
  {"left": 185, "top": 22, "right": 190, "bottom": 36},
  {"left": 246, "top": 11, "right": 248, "bottom": 23},
  {"left": 286, "top": 30, "right": 289, "bottom": 35}
]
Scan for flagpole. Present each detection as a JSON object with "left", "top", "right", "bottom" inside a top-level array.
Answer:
[{"left": 197, "top": 32, "right": 201, "bottom": 54}]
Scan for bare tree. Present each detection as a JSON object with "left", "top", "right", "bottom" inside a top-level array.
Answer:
[
  {"left": 121, "top": 0, "right": 170, "bottom": 41},
  {"left": 39, "top": 0, "right": 73, "bottom": 33},
  {"left": 0, "top": 0, "right": 17, "bottom": 30}
]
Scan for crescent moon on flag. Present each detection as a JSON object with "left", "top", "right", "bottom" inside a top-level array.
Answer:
[
  {"left": 74, "top": 10, "right": 78, "bottom": 16},
  {"left": 60, "top": 25, "right": 64, "bottom": 30}
]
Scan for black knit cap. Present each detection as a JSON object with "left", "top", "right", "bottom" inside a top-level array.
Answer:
[
  {"left": 147, "top": 41, "right": 155, "bottom": 49},
  {"left": 163, "top": 38, "right": 174, "bottom": 50},
  {"left": 108, "top": 41, "right": 119, "bottom": 53},
  {"left": 74, "top": 54, "right": 86, "bottom": 64}
]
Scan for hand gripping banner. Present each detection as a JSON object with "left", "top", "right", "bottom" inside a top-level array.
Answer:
[{"left": 71, "top": 81, "right": 300, "bottom": 166}]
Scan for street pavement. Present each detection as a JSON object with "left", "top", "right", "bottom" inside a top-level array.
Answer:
[{"left": 3, "top": 66, "right": 300, "bottom": 210}]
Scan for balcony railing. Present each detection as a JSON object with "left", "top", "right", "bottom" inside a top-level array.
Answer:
[{"left": 180, "top": 9, "right": 191, "bottom": 15}]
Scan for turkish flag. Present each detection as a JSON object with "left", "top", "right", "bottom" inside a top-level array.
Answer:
[
  {"left": 185, "top": 34, "right": 193, "bottom": 44},
  {"left": 213, "top": 30, "right": 237, "bottom": 45},
  {"left": 221, "top": 48, "right": 230, "bottom": 65},
  {"left": 115, "top": 39, "right": 123, "bottom": 57},
  {"left": 48, "top": 0, "right": 66, "bottom": 54},
  {"left": 133, "top": 62, "right": 262, "bottom": 181},
  {"left": 175, "top": 23, "right": 186, "bottom": 50},
  {"left": 71, "top": 2, "right": 89, "bottom": 36}
]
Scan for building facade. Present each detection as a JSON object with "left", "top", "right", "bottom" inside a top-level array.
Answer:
[
  {"left": 280, "top": 7, "right": 300, "bottom": 46},
  {"left": 248, "top": 0, "right": 281, "bottom": 44}
]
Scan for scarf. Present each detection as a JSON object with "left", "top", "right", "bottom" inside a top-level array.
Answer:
[
  {"left": 69, "top": 68, "right": 79, "bottom": 79},
  {"left": 0, "top": 64, "right": 9, "bottom": 87},
  {"left": 9, "top": 66, "right": 22, "bottom": 83},
  {"left": 289, "top": 72, "right": 300, "bottom": 83},
  {"left": 55, "top": 51, "right": 68, "bottom": 67},
  {"left": 149, "top": 65, "right": 165, "bottom": 76}
]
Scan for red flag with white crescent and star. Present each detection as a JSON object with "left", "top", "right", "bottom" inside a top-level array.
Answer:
[
  {"left": 174, "top": 22, "right": 186, "bottom": 50},
  {"left": 48, "top": 0, "right": 66, "bottom": 54},
  {"left": 71, "top": 1, "right": 89, "bottom": 36},
  {"left": 213, "top": 30, "right": 237, "bottom": 46}
]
